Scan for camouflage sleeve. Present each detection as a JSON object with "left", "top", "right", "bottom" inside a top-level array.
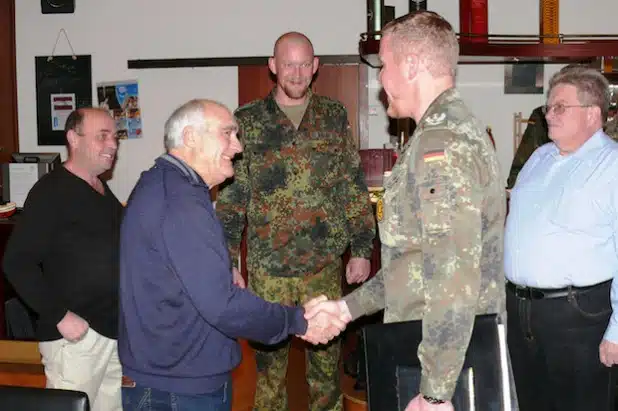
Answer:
[
  {"left": 338, "top": 110, "right": 376, "bottom": 259},
  {"left": 507, "top": 107, "right": 549, "bottom": 188},
  {"left": 215, "top": 116, "right": 251, "bottom": 268},
  {"left": 341, "top": 268, "right": 386, "bottom": 320},
  {"left": 414, "top": 129, "right": 484, "bottom": 401}
]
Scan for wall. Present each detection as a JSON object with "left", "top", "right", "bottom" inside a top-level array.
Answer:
[{"left": 15, "top": 0, "right": 618, "bottom": 201}]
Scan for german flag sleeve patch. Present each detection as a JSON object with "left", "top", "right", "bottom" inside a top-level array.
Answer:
[{"left": 423, "top": 150, "right": 446, "bottom": 163}]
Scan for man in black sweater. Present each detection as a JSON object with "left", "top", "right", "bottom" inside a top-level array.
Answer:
[{"left": 3, "top": 108, "right": 124, "bottom": 411}]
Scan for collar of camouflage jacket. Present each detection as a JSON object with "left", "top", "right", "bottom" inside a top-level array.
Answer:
[{"left": 417, "top": 87, "right": 460, "bottom": 128}]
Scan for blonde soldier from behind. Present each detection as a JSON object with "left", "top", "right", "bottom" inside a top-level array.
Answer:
[{"left": 305, "top": 11, "right": 510, "bottom": 411}]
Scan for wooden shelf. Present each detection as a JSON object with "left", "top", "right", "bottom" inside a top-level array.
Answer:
[{"left": 359, "top": 33, "right": 618, "bottom": 66}]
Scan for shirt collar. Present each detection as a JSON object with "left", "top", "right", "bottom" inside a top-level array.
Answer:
[
  {"left": 550, "top": 128, "right": 606, "bottom": 160},
  {"left": 417, "top": 87, "right": 460, "bottom": 127},
  {"left": 266, "top": 88, "right": 314, "bottom": 112},
  {"left": 158, "top": 153, "right": 206, "bottom": 187}
]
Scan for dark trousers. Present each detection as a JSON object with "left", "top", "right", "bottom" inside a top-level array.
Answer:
[{"left": 507, "top": 281, "right": 616, "bottom": 411}]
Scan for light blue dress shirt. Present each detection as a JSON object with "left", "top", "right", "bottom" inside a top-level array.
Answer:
[{"left": 504, "top": 130, "right": 618, "bottom": 342}]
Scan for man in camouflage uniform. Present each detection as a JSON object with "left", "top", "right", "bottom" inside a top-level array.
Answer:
[
  {"left": 507, "top": 106, "right": 550, "bottom": 188},
  {"left": 216, "top": 32, "right": 376, "bottom": 411},
  {"left": 305, "top": 11, "right": 512, "bottom": 411}
]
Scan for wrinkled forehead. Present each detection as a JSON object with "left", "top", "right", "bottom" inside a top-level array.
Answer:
[{"left": 209, "top": 106, "right": 238, "bottom": 133}]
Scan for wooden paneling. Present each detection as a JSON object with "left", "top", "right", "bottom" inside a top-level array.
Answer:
[
  {"left": 0, "top": 341, "right": 45, "bottom": 389},
  {"left": 312, "top": 65, "right": 360, "bottom": 147},
  {"left": 0, "top": 0, "right": 18, "bottom": 162},
  {"left": 0, "top": 341, "right": 40, "bottom": 364},
  {"left": 238, "top": 65, "right": 274, "bottom": 107}
]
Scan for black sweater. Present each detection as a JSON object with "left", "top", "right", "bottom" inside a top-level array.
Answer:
[{"left": 3, "top": 167, "right": 123, "bottom": 341}]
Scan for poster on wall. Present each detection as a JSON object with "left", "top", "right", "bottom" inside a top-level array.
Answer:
[
  {"left": 504, "top": 63, "right": 544, "bottom": 95},
  {"left": 50, "top": 93, "right": 76, "bottom": 131},
  {"left": 35, "top": 55, "right": 92, "bottom": 145},
  {"left": 97, "top": 80, "right": 142, "bottom": 139}
]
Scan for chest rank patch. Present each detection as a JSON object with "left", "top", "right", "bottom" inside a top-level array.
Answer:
[{"left": 376, "top": 197, "right": 384, "bottom": 222}]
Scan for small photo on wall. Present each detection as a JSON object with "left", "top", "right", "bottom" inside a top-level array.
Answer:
[
  {"left": 504, "top": 64, "right": 544, "bottom": 95},
  {"left": 97, "top": 80, "right": 142, "bottom": 139}
]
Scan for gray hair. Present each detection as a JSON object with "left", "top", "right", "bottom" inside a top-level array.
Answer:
[
  {"left": 164, "top": 99, "right": 211, "bottom": 150},
  {"left": 548, "top": 65, "right": 611, "bottom": 122}
]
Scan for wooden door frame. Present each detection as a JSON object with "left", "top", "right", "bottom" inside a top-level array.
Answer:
[{"left": 0, "top": 0, "right": 18, "bottom": 162}]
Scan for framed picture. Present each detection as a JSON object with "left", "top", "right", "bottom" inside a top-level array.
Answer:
[
  {"left": 35, "top": 55, "right": 92, "bottom": 145},
  {"left": 504, "top": 63, "right": 544, "bottom": 94}
]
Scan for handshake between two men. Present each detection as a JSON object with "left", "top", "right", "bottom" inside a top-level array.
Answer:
[{"left": 298, "top": 295, "right": 352, "bottom": 345}]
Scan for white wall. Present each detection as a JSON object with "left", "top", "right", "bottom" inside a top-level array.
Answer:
[{"left": 15, "top": 0, "right": 618, "bottom": 201}]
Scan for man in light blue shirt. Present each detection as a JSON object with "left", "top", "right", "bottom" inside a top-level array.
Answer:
[{"left": 505, "top": 65, "right": 618, "bottom": 411}]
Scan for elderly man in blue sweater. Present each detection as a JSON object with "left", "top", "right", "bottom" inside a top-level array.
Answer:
[{"left": 118, "top": 99, "right": 347, "bottom": 411}]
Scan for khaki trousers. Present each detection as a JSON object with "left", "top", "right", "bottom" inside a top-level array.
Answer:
[{"left": 39, "top": 328, "right": 122, "bottom": 411}]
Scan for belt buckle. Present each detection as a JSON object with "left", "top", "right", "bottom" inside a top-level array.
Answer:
[
  {"left": 514, "top": 285, "right": 530, "bottom": 299},
  {"left": 514, "top": 285, "right": 545, "bottom": 300}
]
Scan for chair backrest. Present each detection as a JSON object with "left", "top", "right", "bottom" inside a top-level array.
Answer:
[{"left": 0, "top": 385, "right": 90, "bottom": 411}]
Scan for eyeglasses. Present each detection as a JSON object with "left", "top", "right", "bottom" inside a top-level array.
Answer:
[{"left": 541, "top": 103, "right": 593, "bottom": 116}]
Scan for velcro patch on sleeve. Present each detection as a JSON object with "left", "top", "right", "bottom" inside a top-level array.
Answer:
[{"left": 423, "top": 150, "right": 445, "bottom": 163}]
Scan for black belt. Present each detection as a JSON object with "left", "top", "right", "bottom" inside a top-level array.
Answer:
[{"left": 506, "top": 279, "right": 611, "bottom": 300}]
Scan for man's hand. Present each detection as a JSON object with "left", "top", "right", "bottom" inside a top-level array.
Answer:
[
  {"left": 299, "top": 295, "right": 352, "bottom": 345},
  {"left": 56, "top": 311, "right": 89, "bottom": 342},
  {"left": 232, "top": 267, "right": 246, "bottom": 288},
  {"left": 599, "top": 339, "right": 618, "bottom": 366},
  {"left": 405, "top": 394, "right": 454, "bottom": 411},
  {"left": 346, "top": 257, "right": 371, "bottom": 284}
]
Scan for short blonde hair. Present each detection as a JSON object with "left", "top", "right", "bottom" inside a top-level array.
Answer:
[{"left": 382, "top": 11, "right": 459, "bottom": 77}]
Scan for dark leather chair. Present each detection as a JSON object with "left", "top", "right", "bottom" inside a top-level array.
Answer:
[{"left": 0, "top": 385, "right": 90, "bottom": 411}]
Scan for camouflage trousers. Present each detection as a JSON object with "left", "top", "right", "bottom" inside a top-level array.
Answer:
[{"left": 249, "top": 259, "right": 343, "bottom": 411}]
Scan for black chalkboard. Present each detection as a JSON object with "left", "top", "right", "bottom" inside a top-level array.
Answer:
[{"left": 35, "top": 55, "right": 92, "bottom": 146}]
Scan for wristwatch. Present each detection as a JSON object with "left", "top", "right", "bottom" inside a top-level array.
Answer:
[{"left": 423, "top": 395, "right": 446, "bottom": 404}]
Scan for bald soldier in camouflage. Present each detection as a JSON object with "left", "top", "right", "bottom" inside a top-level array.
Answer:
[
  {"left": 305, "top": 12, "right": 510, "bottom": 411},
  {"left": 216, "top": 32, "right": 375, "bottom": 411}
]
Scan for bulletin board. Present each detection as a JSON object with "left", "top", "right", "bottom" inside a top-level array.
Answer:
[{"left": 35, "top": 55, "right": 92, "bottom": 145}]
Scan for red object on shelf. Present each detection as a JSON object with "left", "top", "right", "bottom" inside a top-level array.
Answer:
[
  {"left": 460, "top": 0, "right": 488, "bottom": 43},
  {"left": 359, "top": 148, "right": 395, "bottom": 188}
]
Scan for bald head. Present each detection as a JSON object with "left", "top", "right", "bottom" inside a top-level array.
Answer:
[{"left": 273, "top": 32, "right": 314, "bottom": 58}]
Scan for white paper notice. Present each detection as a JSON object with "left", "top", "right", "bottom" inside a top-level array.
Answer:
[
  {"left": 9, "top": 164, "right": 39, "bottom": 208},
  {"left": 51, "top": 93, "right": 76, "bottom": 131}
]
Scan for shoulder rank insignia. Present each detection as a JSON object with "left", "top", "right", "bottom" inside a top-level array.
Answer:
[
  {"left": 423, "top": 149, "right": 446, "bottom": 163},
  {"left": 425, "top": 112, "right": 446, "bottom": 126}
]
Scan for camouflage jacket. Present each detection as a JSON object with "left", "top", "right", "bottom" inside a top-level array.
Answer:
[
  {"left": 507, "top": 106, "right": 549, "bottom": 188},
  {"left": 216, "top": 90, "right": 375, "bottom": 277},
  {"left": 343, "top": 88, "right": 506, "bottom": 400}
]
